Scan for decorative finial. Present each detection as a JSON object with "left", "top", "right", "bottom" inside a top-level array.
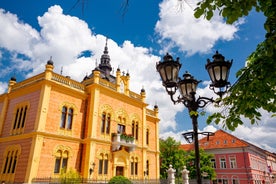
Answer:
[{"left": 47, "top": 56, "right": 54, "bottom": 65}]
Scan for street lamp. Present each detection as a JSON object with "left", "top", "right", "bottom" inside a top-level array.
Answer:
[
  {"left": 156, "top": 51, "right": 232, "bottom": 184},
  {"left": 89, "top": 162, "right": 96, "bottom": 176}
]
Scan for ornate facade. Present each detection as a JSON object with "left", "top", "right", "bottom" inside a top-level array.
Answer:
[{"left": 0, "top": 41, "right": 160, "bottom": 183}]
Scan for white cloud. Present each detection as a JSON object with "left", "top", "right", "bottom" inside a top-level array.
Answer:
[
  {"left": 232, "top": 110, "right": 276, "bottom": 153},
  {"left": 155, "top": 0, "right": 239, "bottom": 55},
  {"left": 0, "top": 3, "right": 275, "bottom": 153},
  {"left": 0, "top": 81, "right": 7, "bottom": 94},
  {"left": 0, "top": 5, "right": 181, "bottom": 133},
  {"left": 0, "top": 9, "right": 40, "bottom": 55}
]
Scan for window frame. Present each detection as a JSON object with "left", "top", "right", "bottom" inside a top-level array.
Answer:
[
  {"left": 60, "top": 106, "right": 74, "bottom": 130},
  {"left": 1, "top": 145, "right": 21, "bottom": 178},
  {"left": 229, "top": 156, "right": 237, "bottom": 169},
  {"left": 53, "top": 150, "right": 69, "bottom": 174},
  {"left": 101, "top": 112, "right": 111, "bottom": 134},
  {"left": 211, "top": 158, "right": 216, "bottom": 168},
  {"left": 11, "top": 102, "right": 29, "bottom": 135},
  {"left": 220, "top": 157, "right": 227, "bottom": 169},
  {"left": 98, "top": 153, "right": 109, "bottom": 175}
]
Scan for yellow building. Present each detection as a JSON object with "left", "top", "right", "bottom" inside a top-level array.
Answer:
[{"left": 0, "top": 41, "right": 160, "bottom": 183}]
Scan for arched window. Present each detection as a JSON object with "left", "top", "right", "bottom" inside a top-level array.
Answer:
[
  {"left": 2, "top": 150, "right": 18, "bottom": 174},
  {"left": 98, "top": 153, "right": 108, "bottom": 175},
  {"left": 146, "top": 160, "right": 149, "bottom": 176},
  {"left": 11, "top": 102, "right": 29, "bottom": 135},
  {"left": 101, "top": 112, "right": 111, "bottom": 134},
  {"left": 54, "top": 150, "right": 69, "bottom": 174},
  {"left": 232, "top": 176, "right": 239, "bottom": 184},
  {"left": 131, "top": 120, "right": 139, "bottom": 140},
  {"left": 130, "top": 157, "right": 138, "bottom": 176},
  {"left": 67, "top": 108, "right": 73, "bottom": 129},
  {"left": 60, "top": 106, "right": 74, "bottom": 130},
  {"left": 1, "top": 145, "right": 21, "bottom": 181},
  {"left": 60, "top": 106, "right": 67, "bottom": 128},
  {"left": 117, "top": 116, "right": 126, "bottom": 134},
  {"left": 146, "top": 129, "right": 149, "bottom": 145},
  {"left": 101, "top": 113, "right": 106, "bottom": 133},
  {"left": 221, "top": 176, "right": 228, "bottom": 184}
]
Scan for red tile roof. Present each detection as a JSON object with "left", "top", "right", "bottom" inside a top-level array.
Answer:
[{"left": 180, "top": 129, "right": 249, "bottom": 151}]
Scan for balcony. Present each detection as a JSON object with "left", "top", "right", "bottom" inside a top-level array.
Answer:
[{"left": 111, "top": 133, "right": 136, "bottom": 152}]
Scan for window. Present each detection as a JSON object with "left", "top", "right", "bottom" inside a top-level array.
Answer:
[
  {"left": 98, "top": 153, "right": 108, "bottom": 175},
  {"left": 1, "top": 145, "right": 21, "bottom": 179},
  {"left": 222, "top": 179, "right": 228, "bottom": 184},
  {"left": 101, "top": 112, "right": 110, "bottom": 134},
  {"left": 146, "top": 160, "right": 149, "bottom": 176},
  {"left": 220, "top": 158, "right": 226, "bottom": 168},
  {"left": 211, "top": 158, "right": 216, "bottom": 168},
  {"left": 2, "top": 151, "right": 18, "bottom": 174},
  {"left": 117, "top": 124, "right": 125, "bottom": 134},
  {"left": 131, "top": 121, "right": 139, "bottom": 140},
  {"left": 230, "top": 157, "right": 237, "bottom": 168},
  {"left": 11, "top": 103, "right": 29, "bottom": 134},
  {"left": 60, "top": 106, "right": 74, "bottom": 130},
  {"left": 131, "top": 157, "right": 138, "bottom": 176},
  {"left": 146, "top": 129, "right": 149, "bottom": 145},
  {"left": 54, "top": 150, "right": 68, "bottom": 173},
  {"left": 232, "top": 177, "right": 239, "bottom": 184}
]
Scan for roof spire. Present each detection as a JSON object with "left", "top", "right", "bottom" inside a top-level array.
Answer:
[{"left": 99, "top": 37, "right": 112, "bottom": 76}]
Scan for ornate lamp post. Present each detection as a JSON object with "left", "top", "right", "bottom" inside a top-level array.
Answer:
[
  {"left": 89, "top": 162, "right": 96, "bottom": 176},
  {"left": 156, "top": 51, "right": 232, "bottom": 184}
]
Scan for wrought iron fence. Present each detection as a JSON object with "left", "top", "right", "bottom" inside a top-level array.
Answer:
[{"left": 31, "top": 177, "right": 168, "bottom": 184}]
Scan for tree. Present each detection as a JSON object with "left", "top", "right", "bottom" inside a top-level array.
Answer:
[
  {"left": 193, "top": 0, "right": 276, "bottom": 130},
  {"left": 185, "top": 149, "right": 216, "bottom": 180},
  {"left": 159, "top": 137, "right": 187, "bottom": 179},
  {"left": 160, "top": 137, "right": 215, "bottom": 181}
]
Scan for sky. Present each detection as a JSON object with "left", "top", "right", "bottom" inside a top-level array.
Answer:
[{"left": 0, "top": 0, "right": 275, "bottom": 152}]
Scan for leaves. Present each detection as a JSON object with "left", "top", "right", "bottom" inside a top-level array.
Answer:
[
  {"left": 185, "top": 149, "right": 216, "bottom": 180},
  {"left": 194, "top": 0, "right": 276, "bottom": 130},
  {"left": 160, "top": 137, "right": 216, "bottom": 180},
  {"left": 159, "top": 137, "right": 187, "bottom": 178}
]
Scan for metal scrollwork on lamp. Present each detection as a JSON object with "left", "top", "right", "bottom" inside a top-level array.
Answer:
[{"left": 156, "top": 51, "right": 232, "bottom": 184}]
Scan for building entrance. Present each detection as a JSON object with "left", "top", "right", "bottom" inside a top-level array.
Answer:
[{"left": 116, "top": 166, "right": 124, "bottom": 176}]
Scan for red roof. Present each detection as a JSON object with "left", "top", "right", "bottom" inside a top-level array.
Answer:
[{"left": 180, "top": 129, "right": 249, "bottom": 151}]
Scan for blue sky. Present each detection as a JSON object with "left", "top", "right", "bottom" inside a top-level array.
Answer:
[{"left": 0, "top": 0, "right": 275, "bottom": 152}]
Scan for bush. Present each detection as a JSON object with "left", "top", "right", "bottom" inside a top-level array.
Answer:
[
  {"left": 108, "top": 176, "right": 132, "bottom": 184},
  {"left": 59, "top": 168, "right": 81, "bottom": 184}
]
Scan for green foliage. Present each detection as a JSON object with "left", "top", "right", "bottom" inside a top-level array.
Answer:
[
  {"left": 120, "top": 133, "right": 135, "bottom": 142},
  {"left": 194, "top": 0, "right": 276, "bottom": 130},
  {"left": 59, "top": 168, "right": 82, "bottom": 184},
  {"left": 189, "top": 111, "right": 199, "bottom": 117},
  {"left": 108, "top": 176, "right": 132, "bottom": 184},
  {"left": 160, "top": 137, "right": 216, "bottom": 180},
  {"left": 185, "top": 149, "right": 216, "bottom": 180},
  {"left": 159, "top": 137, "right": 187, "bottom": 179}
]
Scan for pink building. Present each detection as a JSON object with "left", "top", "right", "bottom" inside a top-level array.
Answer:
[{"left": 181, "top": 130, "right": 276, "bottom": 184}]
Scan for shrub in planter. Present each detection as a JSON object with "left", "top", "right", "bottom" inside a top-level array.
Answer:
[{"left": 108, "top": 176, "right": 132, "bottom": 184}]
